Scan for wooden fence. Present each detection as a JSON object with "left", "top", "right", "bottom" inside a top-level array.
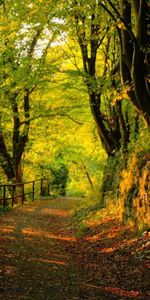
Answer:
[{"left": 0, "top": 178, "right": 50, "bottom": 208}]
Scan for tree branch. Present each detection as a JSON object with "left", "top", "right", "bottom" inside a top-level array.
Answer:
[
  {"left": 99, "top": 0, "right": 137, "bottom": 45},
  {"left": 20, "top": 110, "right": 83, "bottom": 126}
]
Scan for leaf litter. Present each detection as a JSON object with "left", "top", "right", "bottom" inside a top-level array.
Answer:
[{"left": 0, "top": 198, "right": 149, "bottom": 300}]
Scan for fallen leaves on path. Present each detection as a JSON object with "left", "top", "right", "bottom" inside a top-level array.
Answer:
[{"left": 0, "top": 198, "right": 149, "bottom": 300}]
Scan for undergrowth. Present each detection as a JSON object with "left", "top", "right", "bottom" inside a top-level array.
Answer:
[
  {"left": 0, "top": 205, "right": 11, "bottom": 214},
  {"left": 72, "top": 127, "right": 150, "bottom": 233}
]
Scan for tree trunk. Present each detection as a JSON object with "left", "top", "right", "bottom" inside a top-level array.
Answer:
[
  {"left": 14, "top": 161, "right": 23, "bottom": 183},
  {"left": 0, "top": 132, "right": 15, "bottom": 181},
  {"left": 120, "top": 0, "right": 150, "bottom": 126},
  {"left": 13, "top": 161, "right": 24, "bottom": 204},
  {"left": 89, "top": 93, "right": 116, "bottom": 155}
]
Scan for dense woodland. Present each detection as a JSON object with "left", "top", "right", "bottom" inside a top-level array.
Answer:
[{"left": 0, "top": 0, "right": 150, "bottom": 229}]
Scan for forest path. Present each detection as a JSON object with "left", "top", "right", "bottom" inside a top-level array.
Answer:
[{"left": 0, "top": 198, "right": 149, "bottom": 300}]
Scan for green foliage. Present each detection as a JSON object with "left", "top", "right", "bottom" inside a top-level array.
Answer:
[
  {"left": 72, "top": 194, "right": 104, "bottom": 225},
  {"left": 128, "top": 126, "right": 150, "bottom": 155},
  {"left": 75, "top": 222, "right": 89, "bottom": 239},
  {"left": 0, "top": 0, "right": 149, "bottom": 232},
  {"left": 50, "top": 153, "right": 69, "bottom": 196},
  {"left": 0, "top": 205, "right": 11, "bottom": 215}
]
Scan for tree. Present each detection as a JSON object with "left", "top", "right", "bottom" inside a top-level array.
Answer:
[
  {"left": 99, "top": 0, "right": 150, "bottom": 126},
  {"left": 0, "top": 0, "right": 59, "bottom": 184},
  {"left": 62, "top": 0, "right": 150, "bottom": 211},
  {"left": 64, "top": 0, "right": 132, "bottom": 156}
]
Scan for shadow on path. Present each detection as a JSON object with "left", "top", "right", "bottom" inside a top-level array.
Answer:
[{"left": 0, "top": 198, "right": 149, "bottom": 300}]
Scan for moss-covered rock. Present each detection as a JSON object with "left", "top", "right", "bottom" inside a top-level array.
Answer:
[{"left": 119, "top": 153, "right": 150, "bottom": 228}]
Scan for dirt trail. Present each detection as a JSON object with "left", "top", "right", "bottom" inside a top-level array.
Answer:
[{"left": 0, "top": 198, "right": 149, "bottom": 300}]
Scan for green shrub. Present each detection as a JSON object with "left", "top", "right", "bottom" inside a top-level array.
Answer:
[
  {"left": 75, "top": 222, "right": 89, "bottom": 239},
  {"left": 0, "top": 205, "right": 11, "bottom": 214}
]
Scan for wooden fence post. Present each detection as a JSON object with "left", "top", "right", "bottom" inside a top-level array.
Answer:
[
  {"left": 3, "top": 185, "right": 6, "bottom": 208},
  {"left": 0, "top": 178, "right": 50, "bottom": 208},
  {"left": 47, "top": 181, "right": 50, "bottom": 196},
  {"left": 22, "top": 183, "right": 24, "bottom": 205},
  {"left": 12, "top": 185, "right": 15, "bottom": 207},
  {"left": 40, "top": 179, "right": 43, "bottom": 196},
  {"left": 32, "top": 181, "right": 35, "bottom": 201}
]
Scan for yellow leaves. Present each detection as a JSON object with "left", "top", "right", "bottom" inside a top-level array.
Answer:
[
  {"left": 0, "top": 24, "right": 9, "bottom": 31},
  {"left": 115, "top": 19, "right": 126, "bottom": 30},
  {"left": 1, "top": 76, "right": 13, "bottom": 88},
  {"left": 134, "top": 164, "right": 150, "bottom": 227},
  {"left": 139, "top": 167, "right": 149, "bottom": 196},
  {"left": 120, "top": 171, "right": 132, "bottom": 194},
  {"left": 28, "top": 8, "right": 38, "bottom": 17},
  {"left": 0, "top": 17, "right": 18, "bottom": 31},
  {"left": 0, "top": 16, "right": 8, "bottom": 30},
  {"left": 112, "top": 86, "right": 131, "bottom": 105},
  {"left": 120, "top": 154, "right": 138, "bottom": 194},
  {"left": 110, "top": 19, "right": 126, "bottom": 33}
]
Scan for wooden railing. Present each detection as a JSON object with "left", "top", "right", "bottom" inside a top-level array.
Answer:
[{"left": 0, "top": 178, "right": 50, "bottom": 208}]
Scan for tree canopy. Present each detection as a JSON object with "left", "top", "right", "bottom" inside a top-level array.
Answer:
[{"left": 0, "top": 0, "right": 149, "bottom": 228}]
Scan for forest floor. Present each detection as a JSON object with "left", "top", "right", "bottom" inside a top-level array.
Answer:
[{"left": 0, "top": 198, "right": 149, "bottom": 300}]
